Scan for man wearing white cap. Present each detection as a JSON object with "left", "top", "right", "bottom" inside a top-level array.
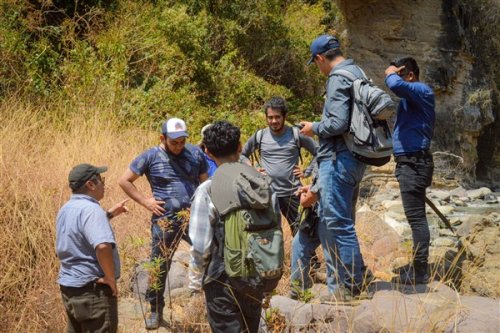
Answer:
[{"left": 119, "top": 118, "right": 208, "bottom": 330}]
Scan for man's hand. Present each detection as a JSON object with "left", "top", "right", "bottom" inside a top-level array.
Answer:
[
  {"left": 296, "top": 185, "right": 318, "bottom": 208},
  {"left": 107, "top": 199, "right": 129, "bottom": 218},
  {"left": 299, "top": 121, "right": 314, "bottom": 137},
  {"left": 257, "top": 167, "right": 267, "bottom": 176},
  {"left": 385, "top": 65, "right": 405, "bottom": 77},
  {"left": 292, "top": 165, "right": 304, "bottom": 179},
  {"left": 96, "top": 276, "right": 118, "bottom": 297},
  {"left": 141, "top": 197, "right": 166, "bottom": 216}
]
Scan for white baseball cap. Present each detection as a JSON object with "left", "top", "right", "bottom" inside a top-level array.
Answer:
[{"left": 161, "top": 118, "right": 188, "bottom": 139}]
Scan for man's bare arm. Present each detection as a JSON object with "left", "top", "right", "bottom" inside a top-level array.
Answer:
[{"left": 118, "top": 168, "right": 165, "bottom": 216}]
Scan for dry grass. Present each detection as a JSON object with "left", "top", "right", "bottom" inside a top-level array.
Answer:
[
  {"left": 0, "top": 96, "right": 299, "bottom": 332},
  {"left": 1, "top": 97, "right": 487, "bottom": 332},
  {"left": 0, "top": 98, "right": 157, "bottom": 332}
]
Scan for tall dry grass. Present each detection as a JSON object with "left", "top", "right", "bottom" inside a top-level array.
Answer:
[{"left": 0, "top": 97, "right": 159, "bottom": 332}]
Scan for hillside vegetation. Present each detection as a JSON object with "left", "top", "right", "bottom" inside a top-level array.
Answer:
[
  {"left": 0, "top": 1, "right": 339, "bottom": 331},
  {"left": 0, "top": 0, "right": 342, "bottom": 133}
]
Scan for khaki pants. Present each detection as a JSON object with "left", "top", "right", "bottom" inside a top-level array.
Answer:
[{"left": 60, "top": 283, "right": 117, "bottom": 333}]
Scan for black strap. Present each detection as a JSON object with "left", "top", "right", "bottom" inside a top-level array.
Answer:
[
  {"left": 158, "top": 146, "right": 197, "bottom": 183},
  {"left": 425, "top": 196, "right": 457, "bottom": 236}
]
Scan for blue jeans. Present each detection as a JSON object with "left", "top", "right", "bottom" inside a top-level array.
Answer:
[
  {"left": 291, "top": 227, "right": 337, "bottom": 293},
  {"left": 318, "top": 150, "right": 366, "bottom": 292},
  {"left": 146, "top": 219, "right": 191, "bottom": 311}
]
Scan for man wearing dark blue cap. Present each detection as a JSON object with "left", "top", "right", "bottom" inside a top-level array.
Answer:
[
  {"left": 299, "top": 35, "right": 369, "bottom": 301},
  {"left": 119, "top": 118, "right": 208, "bottom": 329}
]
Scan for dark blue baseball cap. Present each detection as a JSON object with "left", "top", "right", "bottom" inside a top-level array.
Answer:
[{"left": 307, "top": 35, "right": 341, "bottom": 65}]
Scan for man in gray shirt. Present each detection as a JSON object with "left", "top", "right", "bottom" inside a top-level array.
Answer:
[
  {"left": 242, "top": 97, "right": 317, "bottom": 235},
  {"left": 56, "top": 163, "right": 128, "bottom": 333}
]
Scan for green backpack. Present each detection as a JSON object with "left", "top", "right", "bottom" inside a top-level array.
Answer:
[{"left": 210, "top": 162, "right": 284, "bottom": 293}]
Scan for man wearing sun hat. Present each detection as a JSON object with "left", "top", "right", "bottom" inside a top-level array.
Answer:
[
  {"left": 299, "top": 35, "right": 369, "bottom": 301},
  {"left": 119, "top": 118, "right": 208, "bottom": 330},
  {"left": 56, "top": 163, "right": 129, "bottom": 333}
]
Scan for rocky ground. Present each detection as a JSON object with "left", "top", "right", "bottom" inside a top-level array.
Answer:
[{"left": 118, "top": 163, "right": 500, "bottom": 332}]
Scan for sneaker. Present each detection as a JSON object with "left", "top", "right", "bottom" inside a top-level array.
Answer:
[
  {"left": 145, "top": 311, "right": 163, "bottom": 330},
  {"left": 288, "top": 290, "right": 299, "bottom": 300}
]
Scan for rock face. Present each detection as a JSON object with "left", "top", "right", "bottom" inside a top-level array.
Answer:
[
  {"left": 336, "top": 0, "right": 499, "bottom": 182},
  {"left": 459, "top": 215, "right": 500, "bottom": 297}
]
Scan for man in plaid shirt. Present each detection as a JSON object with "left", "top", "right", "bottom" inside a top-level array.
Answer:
[{"left": 188, "top": 121, "right": 271, "bottom": 333}]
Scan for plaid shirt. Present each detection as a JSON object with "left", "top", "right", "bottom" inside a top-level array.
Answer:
[{"left": 188, "top": 179, "right": 218, "bottom": 291}]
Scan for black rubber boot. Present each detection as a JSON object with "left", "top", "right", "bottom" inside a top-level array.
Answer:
[{"left": 397, "top": 263, "right": 429, "bottom": 285}]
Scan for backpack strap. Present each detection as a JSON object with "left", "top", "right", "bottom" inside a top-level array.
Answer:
[
  {"left": 331, "top": 66, "right": 369, "bottom": 81},
  {"left": 291, "top": 126, "right": 303, "bottom": 165},
  {"left": 251, "top": 129, "right": 264, "bottom": 166},
  {"left": 158, "top": 146, "right": 197, "bottom": 183}
]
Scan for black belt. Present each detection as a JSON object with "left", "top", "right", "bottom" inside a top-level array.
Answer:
[
  {"left": 60, "top": 281, "right": 110, "bottom": 294},
  {"left": 395, "top": 150, "right": 432, "bottom": 163}
]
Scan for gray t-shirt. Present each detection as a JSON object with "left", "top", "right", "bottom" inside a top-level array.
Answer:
[
  {"left": 242, "top": 126, "right": 317, "bottom": 196},
  {"left": 56, "top": 194, "right": 120, "bottom": 287}
]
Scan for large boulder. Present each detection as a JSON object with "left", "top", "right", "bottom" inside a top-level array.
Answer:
[
  {"left": 460, "top": 217, "right": 500, "bottom": 297},
  {"left": 131, "top": 250, "right": 191, "bottom": 298},
  {"left": 351, "top": 283, "right": 499, "bottom": 333}
]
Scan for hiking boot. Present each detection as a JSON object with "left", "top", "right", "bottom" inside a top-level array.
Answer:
[
  {"left": 361, "top": 267, "right": 376, "bottom": 286},
  {"left": 393, "top": 265, "right": 429, "bottom": 285},
  {"left": 145, "top": 311, "right": 163, "bottom": 330},
  {"left": 319, "top": 286, "right": 365, "bottom": 305}
]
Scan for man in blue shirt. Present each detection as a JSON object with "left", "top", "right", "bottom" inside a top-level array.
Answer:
[
  {"left": 119, "top": 118, "right": 208, "bottom": 329},
  {"left": 385, "top": 57, "right": 435, "bottom": 285},
  {"left": 300, "top": 35, "right": 368, "bottom": 300},
  {"left": 199, "top": 123, "right": 218, "bottom": 177},
  {"left": 56, "top": 163, "right": 129, "bottom": 333}
]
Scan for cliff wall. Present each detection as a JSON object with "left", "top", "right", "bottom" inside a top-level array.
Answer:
[{"left": 336, "top": 0, "right": 499, "bottom": 183}]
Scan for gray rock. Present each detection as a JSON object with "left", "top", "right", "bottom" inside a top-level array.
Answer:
[
  {"left": 381, "top": 200, "right": 405, "bottom": 214},
  {"left": 268, "top": 295, "right": 352, "bottom": 331},
  {"left": 432, "top": 237, "right": 456, "bottom": 247},
  {"left": 427, "top": 205, "right": 454, "bottom": 216},
  {"left": 452, "top": 199, "right": 466, "bottom": 207},
  {"left": 438, "top": 228, "right": 456, "bottom": 237},
  {"left": 449, "top": 186, "right": 467, "bottom": 198},
  {"left": 446, "top": 296, "right": 500, "bottom": 333},
  {"left": 455, "top": 215, "right": 486, "bottom": 237},
  {"left": 131, "top": 251, "right": 191, "bottom": 298},
  {"left": 429, "top": 190, "right": 451, "bottom": 202},
  {"left": 484, "top": 194, "right": 498, "bottom": 204},
  {"left": 466, "top": 187, "right": 492, "bottom": 200},
  {"left": 383, "top": 213, "right": 412, "bottom": 238}
]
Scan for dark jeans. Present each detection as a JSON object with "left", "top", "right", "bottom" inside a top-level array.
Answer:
[
  {"left": 60, "top": 283, "right": 117, "bottom": 333},
  {"left": 278, "top": 194, "right": 300, "bottom": 236},
  {"left": 203, "top": 273, "right": 263, "bottom": 333},
  {"left": 395, "top": 155, "right": 434, "bottom": 267},
  {"left": 146, "top": 220, "right": 191, "bottom": 311}
]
